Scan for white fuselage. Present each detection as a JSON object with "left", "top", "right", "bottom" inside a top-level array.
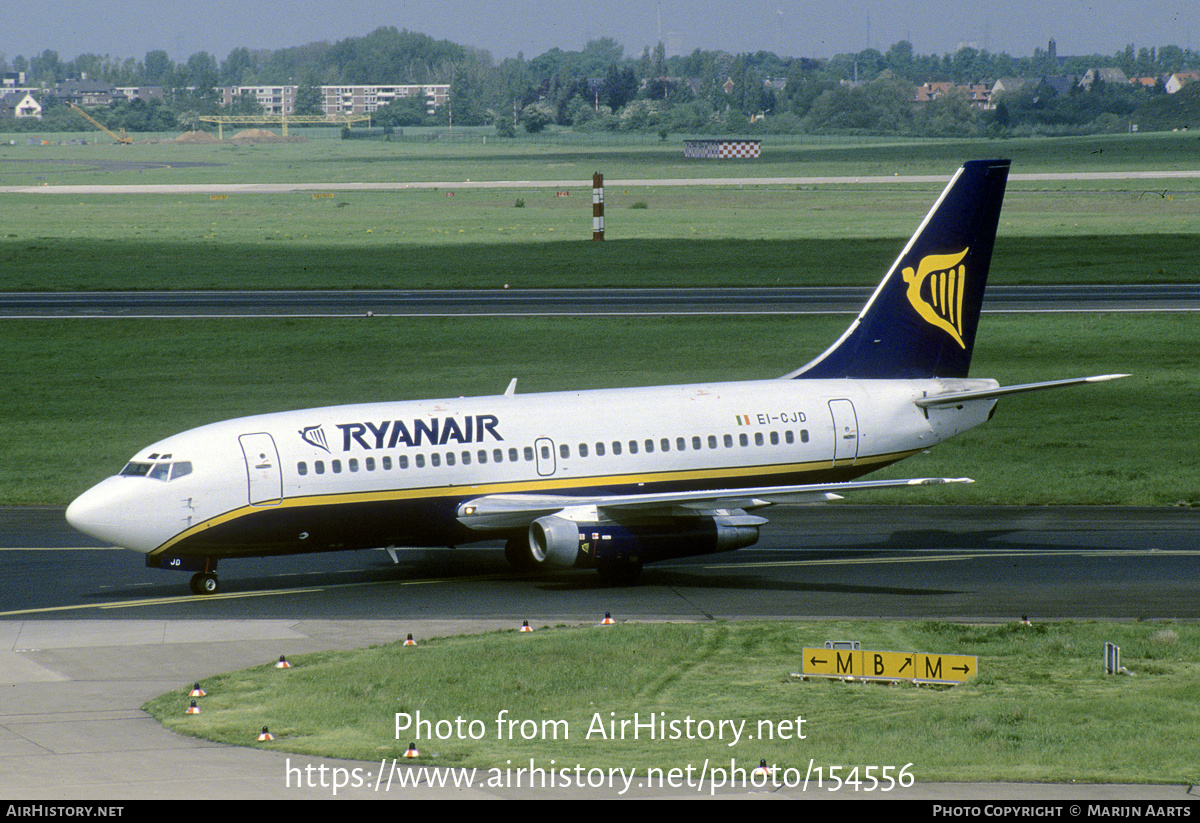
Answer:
[{"left": 66, "top": 375, "right": 997, "bottom": 561}]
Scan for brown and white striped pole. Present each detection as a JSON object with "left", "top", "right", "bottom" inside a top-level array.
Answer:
[{"left": 592, "top": 172, "right": 604, "bottom": 241}]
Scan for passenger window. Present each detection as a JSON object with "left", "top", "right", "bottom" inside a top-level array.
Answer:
[
  {"left": 644, "top": 439, "right": 654, "bottom": 453},
  {"left": 315, "top": 461, "right": 325, "bottom": 475},
  {"left": 297, "top": 462, "right": 308, "bottom": 476},
  {"left": 628, "top": 440, "right": 638, "bottom": 454},
  {"left": 579, "top": 443, "right": 588, "bottom": 457},
  {"left": 784, "top": 430, "right": 794, "bottom": 444},
  {"left": 801, "top": 429, "right": 809, "bottom": 443},
  {"left": 708, "top": 435, "right": 717, "bottom": 449},
  {"left": 662, "top": 438, "right": 671, "bottom": 452},
  {"left": 510, "top": 448, "right": 519, "bottom": 462},
  {"left": 332, "top": 460, "right": 342, "bottom": 473},
  {"left": 524, "top": 446, "right": 534, "bottom": 461},
  {"left": 415, "top": 454, "right": 424, "bottom": 468},
  {"left": 739, "top": 434, "right": 749, "bottom": 447},
  {"left": 612, "top": 441, "right": 621, "bottom": 455},
  {"left": 559, "top": 444, "right": 569, "bottom": 459},
  {"left": 595, "top": 442, "right": 605, "bottom": 456},
  {"left": 724, "top": 434, "right": 733, "bottom": 448},
  {"left": 431, "top": 453, "right": 441, "bottom": 467},
  {"left": 446, "top": 452, "right": 455, "bottom": 466},
  {"left": 349, "top": 458, "right": 359, "bottom": 472},
  {"left": 494, "top": 449, "right": 504, "bottom": 462},
  {"left": 384, "top": 456, "right": 394, "bottom": 469},
  {"left": 366, "top": 457, "right": 375, "bottom": 471},
  {"left": 478, "top": 450, "right": 487, "bottom": 464},
  {"left": 754, "top": 432, "right": 764, "bottom": 446}
]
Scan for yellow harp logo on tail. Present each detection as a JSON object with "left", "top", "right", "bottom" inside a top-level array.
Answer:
[{"left": 902, "top": 248, "right": 969, "bottom": 348}]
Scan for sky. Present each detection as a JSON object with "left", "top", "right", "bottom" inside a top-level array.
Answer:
[{"left": 5, "top": 0, "right": 1199, "bottom": 66}]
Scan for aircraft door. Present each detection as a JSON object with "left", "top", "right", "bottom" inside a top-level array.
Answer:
[
  {"left": 535, "top": 437, "right": 556, "bottom": 476},
  {"left": 239, "top": 433, "right": 283, "bottom": 506},
  {"left": 828, "top": 399, "right": 859, "bottom": 466}
]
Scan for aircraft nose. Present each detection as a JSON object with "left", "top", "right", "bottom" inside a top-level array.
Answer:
[{"left": 66, "top": 478, "right": 156, "bottom": 553}]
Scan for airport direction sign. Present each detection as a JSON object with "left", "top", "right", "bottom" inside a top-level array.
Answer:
[{"left": 802, "top": 647, "right": 977, "bottom": 685}]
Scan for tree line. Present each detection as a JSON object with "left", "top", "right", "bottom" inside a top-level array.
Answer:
[{"left": 5, "top": 27, "right": 1200, "bottom": 136}]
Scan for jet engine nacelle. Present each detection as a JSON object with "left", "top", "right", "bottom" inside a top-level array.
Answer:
[{"left": 526, "top": 513, "right": 763, "bottom": 570}]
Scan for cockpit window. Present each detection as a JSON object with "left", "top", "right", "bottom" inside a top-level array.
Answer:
[{"left": 120, "top": 460, "right": 193, "bottom": 481}]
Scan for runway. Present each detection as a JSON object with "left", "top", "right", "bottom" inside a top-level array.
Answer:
[{"left": 3, "top": 284, "right": 1198, "bottom": 317}]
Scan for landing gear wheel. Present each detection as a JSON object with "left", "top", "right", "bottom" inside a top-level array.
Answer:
[
  {"left": 504, "top": 535, "right": 537, "bottom": 570},
  {"left": 189, "top": 572, "right": 219, "bottom": 595}
]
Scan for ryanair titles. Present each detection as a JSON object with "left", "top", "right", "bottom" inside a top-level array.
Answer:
[
  {"left": 333, "top": 415, "right": 501, "bottom": 453},
  {"left": 302, "top": 415, "right": 503, "bottom": 452}
]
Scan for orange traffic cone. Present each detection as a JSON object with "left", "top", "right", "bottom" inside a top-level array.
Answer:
[
  {"left": 275, "top": 655, "right": 292, "bottom": 669},
  {"left": 403, "top": 633, "right": 417, "bottom": 646},
  {"left": 185, "top": 700, "right": 200, "bottom": 715},
  {"left": 601, "top": 612, "right": 615, "bottom": 625},
  {"left": 520, "top": 620, "right": 532, "bottom": 632},
  {"left": 257, "top": 726, "right": 274, "bottom": 741},
  {"left": 404, "top": 742, "right": 420, "bottom": 758},
  {"left": 189, "top": 683, "right": 206, "bottom": 697}
]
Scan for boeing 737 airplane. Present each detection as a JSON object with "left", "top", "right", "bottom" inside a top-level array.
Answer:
[{"left": 67, "top": 160, "right": 1125, "bottom": 595}]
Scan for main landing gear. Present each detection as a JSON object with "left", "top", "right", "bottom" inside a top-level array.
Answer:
[{"left": 189, "top": 572, "right": 219, "bottom": 595}]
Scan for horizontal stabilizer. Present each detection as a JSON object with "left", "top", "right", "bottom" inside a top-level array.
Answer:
[{"left": 915, "top": 374, "right": 1129, "bottom": 408}]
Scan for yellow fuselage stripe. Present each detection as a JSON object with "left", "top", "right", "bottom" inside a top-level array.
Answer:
[{"left": 149, "top": 449, "right": 918, "bottom": 556}]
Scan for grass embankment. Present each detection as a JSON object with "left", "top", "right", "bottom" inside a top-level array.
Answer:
[
  {"left": 144, "top": 620, "right": 1200, "bottom": 784},
  {"left": 2, "top": 313, "right": 1193, "bottom": 507}
]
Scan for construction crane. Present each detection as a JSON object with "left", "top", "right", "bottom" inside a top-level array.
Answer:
[{"left": 68, "top": 102, "right": 133, "bottom": 145}]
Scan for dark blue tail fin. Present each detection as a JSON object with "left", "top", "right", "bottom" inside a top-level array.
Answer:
[{"left": 787, "top": 159, "right": 1010, "bottom": 380}]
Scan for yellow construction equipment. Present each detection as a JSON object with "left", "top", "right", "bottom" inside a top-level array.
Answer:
[
  {"left": 68, "top": 102, "right": 133, "bottom": 144},
  {"left": 198, "top": 113, "right": 370, "bottom": 139}
]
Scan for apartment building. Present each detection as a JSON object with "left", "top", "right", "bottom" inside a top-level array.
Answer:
[
  {"left": 320, "top": 84, "right": 449, "bottom": 115},
  {"left": 217, "top": 84, "right": 449, "bottom": 116},
  {"left": 220, "top": 85, "right": 297, "bottom": 114}
]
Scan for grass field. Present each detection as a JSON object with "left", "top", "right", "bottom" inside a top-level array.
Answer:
[
  {"left": 2, "top": 131, "right": 1198, "bottom": 290},
  {"left": 3, "top": 186, "right": 1198, "bottom": 290},
  {"left": 144, "top": 620, "right": 1200, "bottom": 785}
]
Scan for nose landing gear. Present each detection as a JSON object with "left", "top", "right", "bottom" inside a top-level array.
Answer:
[{"left": 189, "top": 572, "right": 219, "bottom": 595}]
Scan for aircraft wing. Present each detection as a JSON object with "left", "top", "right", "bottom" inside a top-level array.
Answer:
[{"left": 455, "top": 477, "right": 972, "bottom": 530}]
